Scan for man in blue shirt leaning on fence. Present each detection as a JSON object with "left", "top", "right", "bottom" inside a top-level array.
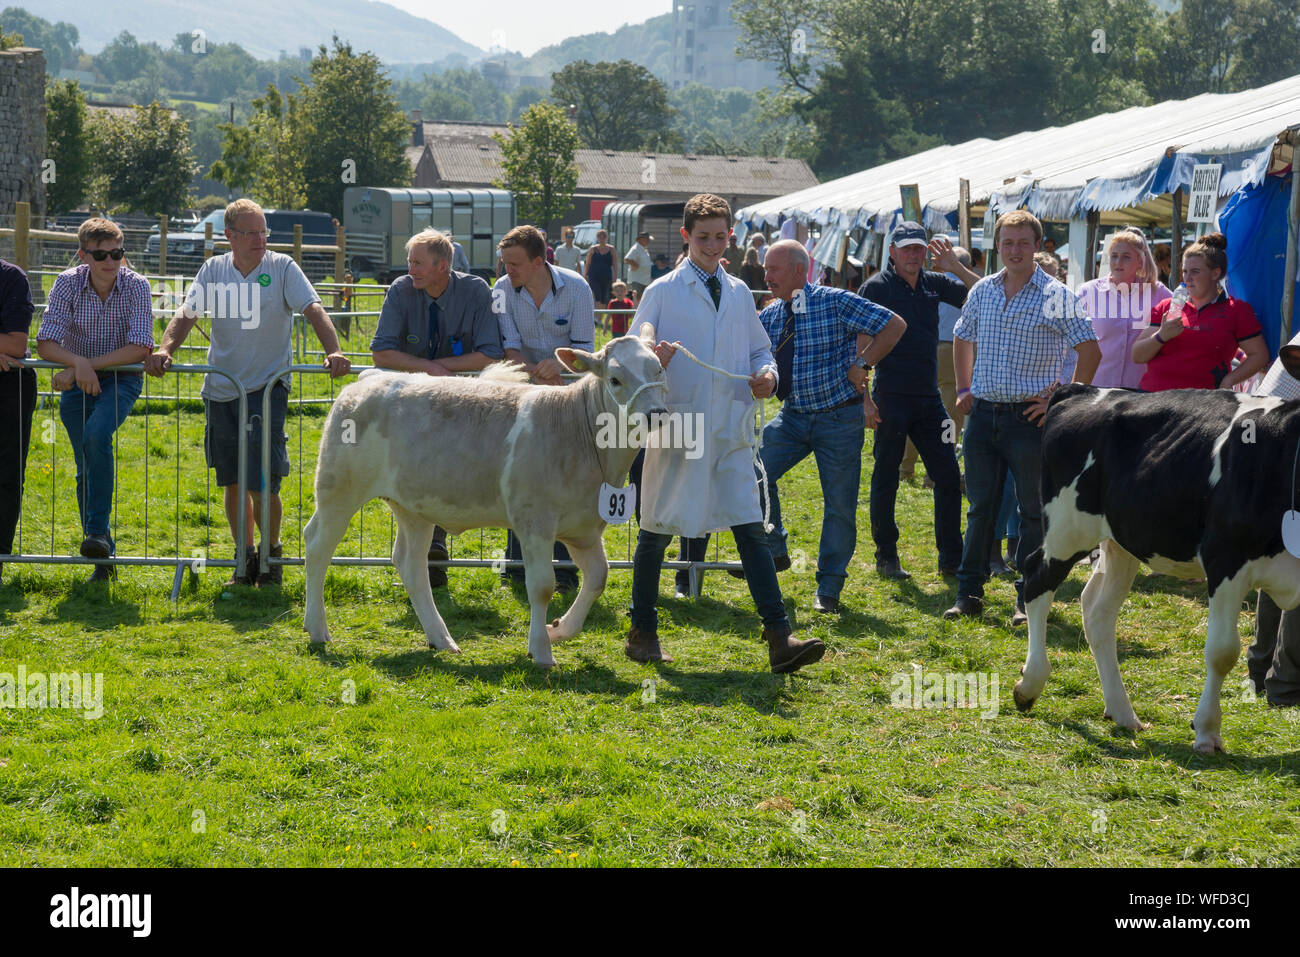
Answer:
[
  {"left": 370, "top": 227, "right": 504, "bottom": 589},
  {"left": 146, "top": 199, "right": 351, "bottom": 588}
]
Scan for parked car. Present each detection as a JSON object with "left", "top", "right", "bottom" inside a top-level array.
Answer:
[
  {"left": 571, "top": 219, "right": 603, "bottom": 254},
  {"left": 145, "top": 208, "right": 335, "bottom": 258}
]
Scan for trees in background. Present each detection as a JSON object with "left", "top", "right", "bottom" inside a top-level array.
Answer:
[
  {"left": 44, "top": 78, "right": 91, "bottom": 213},
  {"left": 493, "top": 103, "right": 579, "bottom": 237},
  {"left": 210, "top": 38, "right": 409, "bottom": 218},
  {"left": 90, "top": 103, "right": 198, "bottom": 216},
  {"left": 733, "top": 0, "right": 1300, "bottom": 178},
  {"left": 550, "top": 59, "right": 678, "bottom": 151}
]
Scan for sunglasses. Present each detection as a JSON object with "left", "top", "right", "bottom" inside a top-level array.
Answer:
[{"left": 83, "top": 248, "right": 125, "bottom": 261}]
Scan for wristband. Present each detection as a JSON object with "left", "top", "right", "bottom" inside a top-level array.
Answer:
[
  {"left": 1154, "top": 330, "right": 1166, "bottom": 344},
  {"left": 957, "top": 388, "right": 971, "bottom": 399}
]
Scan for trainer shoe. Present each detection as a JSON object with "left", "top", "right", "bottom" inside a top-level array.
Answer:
[{"left": 257, "top": 543, "right": 284, "bottom": 587}]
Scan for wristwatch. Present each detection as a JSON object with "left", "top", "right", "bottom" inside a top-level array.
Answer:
[{"left": 852, "top": 356, "right": 872, "bottom": 371}]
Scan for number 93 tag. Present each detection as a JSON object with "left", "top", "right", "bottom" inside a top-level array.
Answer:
[{"left": 599, "top": 482, "right": 635, "bottom": 525}]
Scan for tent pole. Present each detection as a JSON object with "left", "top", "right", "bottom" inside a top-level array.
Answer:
[
  {"left": 1171, "top": 187, "right": 1185, "bottom": 286},
  {"left": 958, "top": 179, "right": 972, "bottom": 252},
  {"left": 1282, "top": 131, "right": 1300, "bottom": 344},
  {"left": 1084, "top": 211, "right": 1099, "bottom": 282}
]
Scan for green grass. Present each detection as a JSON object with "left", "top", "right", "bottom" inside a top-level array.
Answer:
[{"left": 4, "top": 346, "right": 1300, "bottom": 867}]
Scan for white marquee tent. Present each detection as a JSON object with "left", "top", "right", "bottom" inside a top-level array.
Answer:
[{"left": 734, "top": 73, "right": 1300, "bottom": 248}]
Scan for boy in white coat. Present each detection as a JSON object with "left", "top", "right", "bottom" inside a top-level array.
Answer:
[{"left": 627, "top": 193, "right": 825, "bottom": 673}]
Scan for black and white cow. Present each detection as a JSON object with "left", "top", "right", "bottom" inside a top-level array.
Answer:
[{"left": 1014, "top": 345, "right": 1300, "bottom": 753}]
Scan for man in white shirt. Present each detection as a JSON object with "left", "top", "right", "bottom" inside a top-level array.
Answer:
[
  {"left": 623, "top": 231, "right": 653, "bottom": 298},
  {"left": 147, "top": 199, "right": 351, "bottom": 587},
  {"left": 553, "top": 227, "right": 583, "bottom": 274}
]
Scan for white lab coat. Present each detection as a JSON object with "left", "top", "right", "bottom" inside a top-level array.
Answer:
[{"left": 634, "top": 264, "right": 777, "bottom": 537}]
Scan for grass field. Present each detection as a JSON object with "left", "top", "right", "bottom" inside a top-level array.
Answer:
[{"left": 3, "top": 330, "right": 1300, "bottom": 867}]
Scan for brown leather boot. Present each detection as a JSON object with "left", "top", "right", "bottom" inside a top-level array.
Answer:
[
  {"left": 764, "top": 621, "right": 824, "bottom": 674},
  {"left": 625, "top": 625, "right": 673, "bottom": 663}
]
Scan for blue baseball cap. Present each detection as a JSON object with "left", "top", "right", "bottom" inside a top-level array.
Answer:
[{"left": 890, "top": 221, "right": 928, "bottom": 248}]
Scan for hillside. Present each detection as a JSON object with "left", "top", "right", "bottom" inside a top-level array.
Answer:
[{"left": 23, "top": 0, "right": 482, "bottom": 63}]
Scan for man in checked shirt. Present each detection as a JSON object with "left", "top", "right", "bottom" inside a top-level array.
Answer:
[
  {"left": 943, "top": 210, "right": 1101, "bottom": 626},
  {"left": 755, "top": 239, "right": 906, "bottom": 615},
  {"left": 36, "top": 218, "right": 154, "bottom": 582}
]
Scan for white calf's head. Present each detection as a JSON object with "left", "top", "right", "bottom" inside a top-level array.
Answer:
[{"left": 556, "top": 330, "right": 668, "bottom": 419}]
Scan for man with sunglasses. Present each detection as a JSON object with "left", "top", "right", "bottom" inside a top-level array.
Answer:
[
  {"left": 36, "top": 218, "right": 154, "bottom": 582},
  {"left": 147, "top": 199, "right": 350, "bottom": 587}
]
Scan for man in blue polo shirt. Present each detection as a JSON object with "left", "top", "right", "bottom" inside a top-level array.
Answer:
[
  {"left": 757, "top": 239, "right": 906, "bottom": 614},
  {"left": 943, "top": 210, "right": 1100, "bottom": 626},
  {"left": 858, "top": 222, "right": 980, "bottom": 581}
]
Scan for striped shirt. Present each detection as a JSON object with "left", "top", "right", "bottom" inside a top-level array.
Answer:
[
  {"left": 496, "top": 263, "right": 595, "bottom": 365},
  {"left": 759, "top": 281, "right": 894, "bottom": 413},
  {"left": 953, "top": 266, "right": 1096, "bottom": 402},
  {"left": 683, "top": 255, "right": 724, "bottom": 292},
  {"left": 37, "top": 264, "right": 154, "bottom": 359},
  {"left": 1256, "top": 330, "right": 1300, "bottom": 401}
]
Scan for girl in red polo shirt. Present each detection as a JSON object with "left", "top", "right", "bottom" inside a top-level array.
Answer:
[{"left": 1132, "top": 233, "right": 1269, "bottom": 391}]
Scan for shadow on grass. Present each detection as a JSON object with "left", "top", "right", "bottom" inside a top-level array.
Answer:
[
  {"left": 653, "top": 664, "right": 802, "bottom": 718},
  {"left": 0, "top": 579, "right": 30, "bottom": 621},
  {"left": 48, "top": 577, "right": 144, "bottom": 629},
  {"left": 1018, "top": 710, "right": 1300, "bottom": 775},
  {"left": 367, "top": 647, "right": 644, "bottom": 698}
]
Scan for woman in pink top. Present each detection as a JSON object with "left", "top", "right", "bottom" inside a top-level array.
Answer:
[{"left": 1076, "top": 228, "right": 1171, "bottom": 388}]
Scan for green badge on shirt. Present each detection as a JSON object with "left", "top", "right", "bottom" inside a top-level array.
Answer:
[{"left": 257, "top": 273, "right": 271, "bottom": 287}]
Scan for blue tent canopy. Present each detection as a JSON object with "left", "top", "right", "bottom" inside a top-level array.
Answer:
[{"left": 1219, "top": 172, "right": 1300, "bottom": 360}]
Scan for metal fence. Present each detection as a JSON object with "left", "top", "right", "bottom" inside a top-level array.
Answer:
[{"left": 2, "top": 359, "right": 756, "bottom": 600}]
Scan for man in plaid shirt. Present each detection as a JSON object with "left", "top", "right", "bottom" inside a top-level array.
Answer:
[
  {"left": 943, "top": 210, "right": 1100, "bottom": 625},
  {"left": 36, "top": 218, "right": 154, "bottom": 582},
  {"left": 756, "top": 239, "right": 906, "bottom": 614}
]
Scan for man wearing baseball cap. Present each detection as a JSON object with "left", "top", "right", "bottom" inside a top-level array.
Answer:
[
  {"left": 624, "top": 230, "right": 654, "bottom": 298},
  {"left": 858, "top": 221, "right": 980, "bottom": 581}
]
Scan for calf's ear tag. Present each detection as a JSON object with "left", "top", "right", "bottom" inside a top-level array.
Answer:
[
  {"left": 1283, "top": 511, "right": 1300, "bottom": 559},
  {"left": 599, "top": 482, "right": 635, "bottom": 525}
]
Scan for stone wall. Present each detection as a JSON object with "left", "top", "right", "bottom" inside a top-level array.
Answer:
[{"left": 0, "top": 47, "right": 47, "bottom": 221}]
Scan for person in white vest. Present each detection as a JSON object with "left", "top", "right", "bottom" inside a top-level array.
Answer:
[{"left": 628, "top": 193, "right": 825, "bottom": 674}]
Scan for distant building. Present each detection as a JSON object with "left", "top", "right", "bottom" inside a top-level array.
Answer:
[
  {"left": 401, "top": 114, "right": 817, "bottom": 232},
  {"left": 670, "top": 0, "right": 780, "bottom": 92}
]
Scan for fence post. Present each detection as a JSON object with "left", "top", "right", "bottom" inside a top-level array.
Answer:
[
  {"left": 15, "top": 201, "right": 30, "bottom": 272},
  {"left": 159, "top": 214, "right": 167, "bottom": 275},
  {"left": 334, "top": 224, "right": 345, "bottom": 308},
  {"left": 204, "top": 220, "right": 214, "bottom": 260},
  {"left": 293, "top": 223, "right": 303, "bottom": 265}
]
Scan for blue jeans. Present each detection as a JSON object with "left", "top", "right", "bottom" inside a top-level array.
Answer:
[
  {"left": 628, "top": 448, "right": 709, "bottom": 592},
  {"left": 58, "top": 372, "right": 142, "bottom": 549},
  {"left": 759, "top": 402, "right": 864, "bottom": 599},
  {"left": 996, "top": 469, "right": 1021, "bottom": 540},
  {"left": 869, "top": 391, "right": 963, "bottom": 568},
  {"left": 631, "top": 523, "right": 787, "bottom": 631},
  {"left": 957, "top": 399, "right": 1044, "bottom": 605}
]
